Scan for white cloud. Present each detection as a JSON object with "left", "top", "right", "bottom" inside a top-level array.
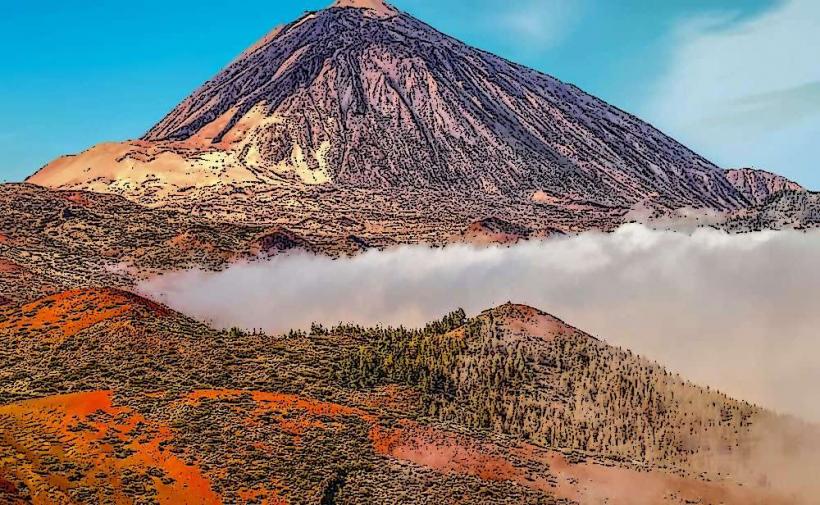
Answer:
[
  {"left": 644, "top": 0, "right": 820, "bottom": 187},
  {"left": 140, "top": 225, "right": 820, "bottom": 423}
]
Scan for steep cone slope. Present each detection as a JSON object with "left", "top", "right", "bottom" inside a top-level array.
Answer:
[
  {"left": 138, "top": 1, "right": 746, "bottom": 208},
  {"left": 29, "top": 0, "right": 748, "bottom": 220}
]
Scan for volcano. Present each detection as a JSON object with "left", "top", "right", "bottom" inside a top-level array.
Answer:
[{"left": 29, "top": 0, "right": 751, "bottom": 232}]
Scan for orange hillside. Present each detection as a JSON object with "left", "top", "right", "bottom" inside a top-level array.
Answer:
[
  {"left": 0, "top": 391, "right": 219, "bottom": 505},
  {"left": 0, "top": 288, "right": 171, "bottom": 342}
]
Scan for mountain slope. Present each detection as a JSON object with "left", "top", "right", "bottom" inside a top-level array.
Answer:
[
  {"left": 29, "top": 0, "right": 749, "bottom": 224},
  {"left": 726, "top": 189, "right": 820, "bottom": 231},
  {"left": 0, "top": 184, "right": 266, "bottom": 303},
  {"left": 1, "top": 291, "right": 813, "bottom": 503},
  {"left": 725, "top": 168, "right": 804, "bottom": 205}
]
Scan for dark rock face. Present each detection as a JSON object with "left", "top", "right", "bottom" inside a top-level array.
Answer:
[
  {"left": 251, "top": 228, "right": 313, "bottom": 256},
  {"left": 144, "top": 2, "right": 746, "bottom": 210}
]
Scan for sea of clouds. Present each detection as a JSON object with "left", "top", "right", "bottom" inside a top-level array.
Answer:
[{"left": 139, "top": 224, "right": 820, "bottom": 423}]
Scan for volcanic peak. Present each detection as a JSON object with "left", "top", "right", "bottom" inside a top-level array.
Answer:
[{"left": 331, "top": 0, "right": 398, "bottom": 17}]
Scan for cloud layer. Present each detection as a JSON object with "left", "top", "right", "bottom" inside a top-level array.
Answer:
[{"left": 140, "top": 225, "right": 820, "bottom": 422}]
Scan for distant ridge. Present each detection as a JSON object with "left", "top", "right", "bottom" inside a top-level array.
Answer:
[{"left": 725, "top": 167, "right": 805, "bottom": 206}]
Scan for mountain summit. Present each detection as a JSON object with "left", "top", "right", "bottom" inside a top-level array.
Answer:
[
  {"left": 332, "top": 0, "right": 399, "bottom": 17},
  {"left": 29, "top": 1, "right": 754, "bottom": 232}
]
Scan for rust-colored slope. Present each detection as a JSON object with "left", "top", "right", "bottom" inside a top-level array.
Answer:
[
  {"left": 457, "top": 218, "right": 532, "bottom": 245},
  {"left": 371, "top": 421, "right": 794, "bottom": 505},
  {"left": 1, "top": 388, "right": 562, "bottom": 503},
  {"left": 187, "top": 389, "right": 376, "bottom": 441},
  {"left": 0, "top": 389, "right": 376, "bottom": 505},
  {"left": 0, "top": 288, "right": 170, "bottom": 343},
  {"left": 0, "top": 387, "right": 800, "bottom": 505},
  {"left": 0, "top": 391, "right": 219, "bottom": 505},
  {"left": 483, "top": 302, "right": 596, "bottom": 343}
]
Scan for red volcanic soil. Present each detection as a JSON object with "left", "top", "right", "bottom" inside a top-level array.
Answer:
[
  {"left": 61, "top": 192, "right": 93, "bottom": 207},
  {"left": 188, "top": 389, "right": 376, "bottom": 442},
  {"left": 538, "top": 447, "right": 794, "bottom": 505},
  {"left": 2, "top": 389, "right": 384, "bottom": 505},
  {"left": 0, "top": 259, "right": 25, "bottom": 274},
  {"left": 371, "top": 421, "right": 792, "bottom": 505},
  {"left": 188, "top": 389, "right": 374, "bottom": 420},
  {"left": 0, "top": 391, "right": 219, "bottom": 504},
  {"left": 0, "top": 385, "right": 798, "bottom": 504},
  {"left": 371, "top": 422, "right": 519, "bottom": 482},
  {"left": 0, "top": 288, "right": 171, "bottom": 342},
  {"left": 485, "top": 303, "right": 594, "bottom": 343},
  {"left": 458, "top": 217, "right": 532, "bottom": 245},
  {"left": 165, "top": 231, "right": 224, "bottom": 257}
]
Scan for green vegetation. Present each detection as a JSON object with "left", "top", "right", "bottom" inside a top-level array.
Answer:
[{"left": 335, "top": 307, "right": 760, "bottom": 470}]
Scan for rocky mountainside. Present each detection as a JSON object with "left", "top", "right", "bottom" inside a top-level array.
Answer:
[
  {"left": 726, "top": 189, "right": 820, "bottom": 231},
  {"left": 725, "top": 168, "right": 805, "bottom": 206},
  {"left": 0, "top": 184, "right": 623, "bottom": 306},
  {"left": 0, "top": 184, "right": 262, "bottom": 304},
  {"left": 1, "top": 290, "right": 814, "bottom": 503},
  {"left": 28, "top": 0, "right": 752, "bottom": 228}
]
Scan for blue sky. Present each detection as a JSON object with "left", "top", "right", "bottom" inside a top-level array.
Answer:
[{"left": 1, "top": 0, "right": 817, "bottom": 188}]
